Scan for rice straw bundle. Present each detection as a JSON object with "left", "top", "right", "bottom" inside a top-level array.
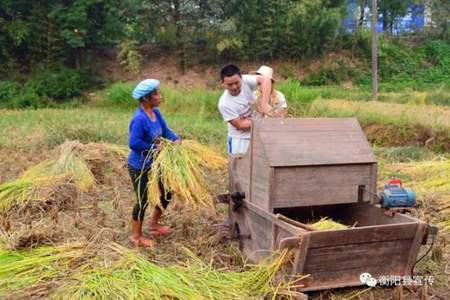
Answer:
[
  {"left": 181, "top": 139, "right": 227, "bottom": 169},
  {"left": 24, "top": 141, "right": 96, "bottom": 192},
  {"left": 309, "top": 217, "right": 348, "bottom": 230},
  {"left": 148, "top": 139, "right": 227, "bottom": 208},
  {"left": 55, "top": 243, "right": 295, "bottom": 300}
]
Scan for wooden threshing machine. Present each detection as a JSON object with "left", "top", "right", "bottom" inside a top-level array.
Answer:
[{"left": 221, "top": 118, "right": 433, "bottom": 292}]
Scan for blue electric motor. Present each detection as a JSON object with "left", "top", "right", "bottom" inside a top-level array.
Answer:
[{"left": 379, "top": 179, "right": 416, "bottom": 208}]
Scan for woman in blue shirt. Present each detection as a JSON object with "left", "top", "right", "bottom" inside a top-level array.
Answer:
[{"left": 128, "top": 79, "right": 180, "bottom": 247}]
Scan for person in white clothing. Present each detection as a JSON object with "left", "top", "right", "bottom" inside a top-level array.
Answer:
[
  {"left": 253, "top": 65, "right": 288, "bottom": 118},
  {"left": 218, "top": 64, "right": 273, "bottom": 154}
]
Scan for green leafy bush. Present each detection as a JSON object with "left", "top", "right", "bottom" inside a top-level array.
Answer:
[
  {"left": 26, "top": 67, "right": 85, "bottom": 101},
  {"left": 100, "top": 82, "right": 135, "bottom": 107},
  {"left": 0, "top": 81, "right": 20, "bottom": 101},
  {"left": 9, "top": 89, "right": 46, "bottom": 109},
  {"left": 302, "top": 60, "right": 354, "bottom": 86}
]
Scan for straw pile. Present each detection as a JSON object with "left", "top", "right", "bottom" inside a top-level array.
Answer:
[
  {"left": 0, "top": 142, "right": 95, "bottom": 215},
  {"left": 0, "top": 141, "right": 130, "bottom": 216},
  {"left": 309, "top": 218, "right": 348, "bottom": 230},
  {"left": 148, "top": 139, "right": 227, "bottom": 208}
]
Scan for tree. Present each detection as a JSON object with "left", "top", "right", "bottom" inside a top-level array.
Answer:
[
  {"left": 0, "top": 0, "right": 128, "bottom": 73},
  {"left": 378, "top": 0, "right": 408, "bottom": 33},
  {"left": 427, "top": 0, "right": 450, "bottom": 39}
]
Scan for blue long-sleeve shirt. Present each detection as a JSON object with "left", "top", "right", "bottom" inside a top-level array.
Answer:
[{"left": 127, "top": 107, "right": 179, "bottom": 170}]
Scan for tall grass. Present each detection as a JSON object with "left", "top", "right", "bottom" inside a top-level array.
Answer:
[
  {"left": 0, "top": 107, "right": 227, "bottom": 151},
  {"left": 304, "top": 100, "right": 450, "bottom": 131},
  {"left": 1, "top": 82, "right": 448, "bottom": 152},
  {"left": 277, "top": 80, "right": 450, "bottom": 105}
]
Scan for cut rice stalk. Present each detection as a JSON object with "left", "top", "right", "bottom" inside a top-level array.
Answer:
[
  {"left": 309, "top": 217, "right": 348, "bottom": 230},
  {"left": 55, "top": 243, "right": 295, "bottom": 300},
  {"left": 147, "top": 139, "right": 227, "bottom": 208},
  {"left": 182, "top": 140, "right": 227, "bottom": 169},
  {"left": 0, "top": 242, "right": 86, "bottom": 296}
]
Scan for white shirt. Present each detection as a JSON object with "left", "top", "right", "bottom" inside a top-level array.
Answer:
[
  {"left": 273, "top": 91, "right": 287, "bottom": 108},
  {"left": 218, "top": 75, "right": 257, "bottom": 139}
]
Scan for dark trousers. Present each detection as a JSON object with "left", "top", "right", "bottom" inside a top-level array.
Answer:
[{"left": 128, "top": 165, "right": 171, "bottom": 221}]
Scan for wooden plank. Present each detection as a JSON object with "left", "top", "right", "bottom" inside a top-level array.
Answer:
[
  {"left": 273, "top": 225, "right": 296, "bottom": 250},
  {"left": 250, "top": 157, "right": 270, "bottom": 210},
  {"left": 404, "top": 222, "right": 428, "bottom": 274},
  {"left": 370, "top": 163, "right": 378, "bottom": 202},
  {"left": 304, "top": 239, "right": 411, "bottom": 272},
  {"left": 292, "top": 234, "right": 310, "bottom": 275},
  {"left": 264, "top": 144, "right": 376, "bottom": 166},
  {"left": 299, "top": 263, "right": 406, "bottom": 291},
  {"left": 268, "top": 167, "right": 275, "bottom": 212},
  {"left": 256, "top": 117, "right": 360, "bottom": 130},
  {"left": 250, "top": 130, "right": 272, "bottom": 210},
  {"left": 270, "top": 223, "right": 278, "bottom": 250},
  {"left": 272, "top": 165, "right": 373, "bottom": 207},
  {"left": 228, "top": 156, "right": 251, "bottom": 198},
  {"left": 243, "top": 200, "right": 303, "bottom": 235},
  {"left": 308, "top": 223, "right": 419, "bottom": 248},
  {"left": 274, "top": 165, "right": 373, "bottom": 187},
  {"left": 273, "top": 186, "right": 360, "bottom": 207},
  {"left": 248, "top": 122, "right": 255, "bottom": 206},
  {"left": 259, "top": 132, "right": 368, "bottom": 143},
  {"left": 231, "top": 202, "right": 304, "bottom": 263}
]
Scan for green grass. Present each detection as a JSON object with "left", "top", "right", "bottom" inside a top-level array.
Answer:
[
  {"left": 374, "top": 146, "right": 439, "bottom": 163},
  {"left": 277, "top": 80, "right": 450, "bottom": 106},
  {"left": 302, "top": 99, "right": 450, "bottom": 151},
  {"left": 305, "top": 99, "right": 450, "bottom": 130},
  {"left": 1, "top": 82, "right": 449, "bottom": 153},
  {"left": 0, "top": 107, "right": 226, "bottom": 152}
]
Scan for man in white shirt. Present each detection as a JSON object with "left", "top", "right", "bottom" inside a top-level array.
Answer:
[{"left": 218, "top": 64, "right": 273, "bottom": 154}]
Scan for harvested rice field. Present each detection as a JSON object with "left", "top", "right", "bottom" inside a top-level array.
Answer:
[{"left": 0, "top": 93, "right": 449, "bottom": 299}]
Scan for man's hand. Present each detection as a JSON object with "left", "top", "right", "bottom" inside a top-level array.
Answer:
[
  {"left": 174, "top": 139, "right": 182, "bottom": 144},
  {"left": 229, "top": 116, "right": 252, "bottom": 130}
]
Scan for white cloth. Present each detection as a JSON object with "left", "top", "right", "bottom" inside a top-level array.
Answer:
[
  {"left": 218, "top": 75, "right": 258, "bottom": 139},
  {"left": 227, "top": 136, "right": 250, "bottom": 154}
]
